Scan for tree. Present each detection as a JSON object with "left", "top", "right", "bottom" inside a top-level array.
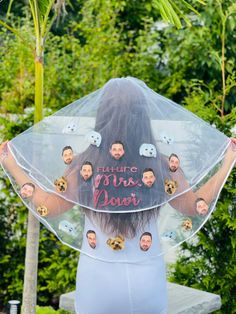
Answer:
[{"left": 1, "top": 1, "right": 68, "bottom": 312}]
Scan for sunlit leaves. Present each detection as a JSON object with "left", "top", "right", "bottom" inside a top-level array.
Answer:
[{"left": 152, "top": 0, "right": 205, "bottom": 29}]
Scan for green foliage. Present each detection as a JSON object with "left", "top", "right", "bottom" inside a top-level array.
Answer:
[
  {"left": 36, "top": 305, "right": 70, "bottom": 313},
  {"left": 169, "top": 167, "right": 236, "bottom": 313},
  {"left": 0, "top": 177, "right": 27, "bottom": 308},
  {"left": 156, "top": 0, "right": 236, "bottom": 109},
  {"left": 0, "top": 1, "right": 164, "bottom": 112},
  {"left": 155, "top": 1, "right": 236, "bottom": 313},
  {"left": 0, "top": 23, "right": 34, "bottom": 114},
  {"left": 152, "top": 0, "right": 204, "bottom": 29},
  {"left": 0, "top": 173, "right": 79, "bottom": 309},
  {"left": 0, "top": 199, "right": 79, "bottom": 308},
  {"left": 37, "top": 229, "right": 79, "bottom": 306},
  {"left": 0, "top": 112, "right": 79, "bottom": 309}
]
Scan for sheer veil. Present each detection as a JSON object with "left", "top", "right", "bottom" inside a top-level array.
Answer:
[{"left": 1, "top": 77, "right": 235, "bottom": 259}]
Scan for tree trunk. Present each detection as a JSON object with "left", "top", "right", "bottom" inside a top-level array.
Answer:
[
  {"left": 22, "top": 41, "right": 44, "bottom": 313},
  {"left": 22, "top": 213, "right": 40, "bottom": 314}
]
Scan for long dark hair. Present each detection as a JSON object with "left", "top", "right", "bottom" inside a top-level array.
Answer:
[{"left": 68, "top": 78, "right": 169, "bottom": 238}]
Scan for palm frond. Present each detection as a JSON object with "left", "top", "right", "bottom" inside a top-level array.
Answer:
[
  {"left": 152, "top": 0, "right": 205, "bottom": 28},
  {"left": 38, "top": 0, "right": 53, "bottom": 17}
]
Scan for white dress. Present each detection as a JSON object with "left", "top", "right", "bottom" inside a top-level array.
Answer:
[{"left": 75, "top": 217, "right": 168, "bottom": 314}]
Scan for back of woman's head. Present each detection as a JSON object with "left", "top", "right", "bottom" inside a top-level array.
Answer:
[
  {"left": 94, "top": 78, "right": 155, "bottom": 161},
  {"left": 77, "top": 78, "right": 166, "bottom": 237}
]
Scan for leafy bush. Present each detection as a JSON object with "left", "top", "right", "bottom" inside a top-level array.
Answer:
[
  {"left": 169, "top": 168, "right": 236, "bottom": 313},
  {"left": 36, "top": 305, "right": 71, "bottom": 314}
]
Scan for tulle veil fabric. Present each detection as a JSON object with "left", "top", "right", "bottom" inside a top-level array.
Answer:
[{"left": 1, "top": 77, "right": 234, "bottom": 260}]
